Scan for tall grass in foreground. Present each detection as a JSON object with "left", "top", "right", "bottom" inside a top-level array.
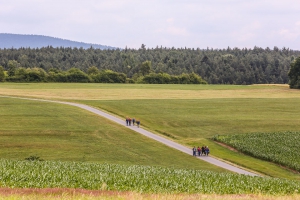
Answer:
[
  {"left": 0, "top": 160, "right": 299, "bottom": 195},
  {"left": 213, "top": 131, "right": 300, "bottom": 172}
]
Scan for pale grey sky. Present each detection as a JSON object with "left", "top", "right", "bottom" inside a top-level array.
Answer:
[{"left": 1, "top": 0, "right": 300, "bottom": 49}]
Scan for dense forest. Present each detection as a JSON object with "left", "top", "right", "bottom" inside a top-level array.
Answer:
[{"left": 0, "top": 45, "right": 299, "bottom": 84}]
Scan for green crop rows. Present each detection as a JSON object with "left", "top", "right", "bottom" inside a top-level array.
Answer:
[
  {"left": 0, "top": 159, "right": 299, "bottom": 195},
  {"left": 213, "top": 131, "right": 300, "bottom": 172}
]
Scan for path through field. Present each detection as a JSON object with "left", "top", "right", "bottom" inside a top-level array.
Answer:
[{"left": 1, "top": 96, "right": 259, "bottom": 176}]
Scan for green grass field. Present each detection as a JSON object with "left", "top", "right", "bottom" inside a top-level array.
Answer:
[
  {"left": 77, "top": 98, "right": 300, "bottom": 180},
  {"left": 0, "top": 97, "right": 224, "bottom": 172},
  {"left": 0, "top": 83, "right": 299, "bottom": 100},
  {"left": 79, "top": 98, "right": 300, "bottom": 138},
  {"left": 0, "top": 83, "right": 300, "bottom": 180}
]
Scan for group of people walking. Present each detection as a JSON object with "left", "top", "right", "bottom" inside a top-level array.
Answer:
[
  {"left": 193, "top": 146, "right": 210, "bottom": 156},
  {"left": 125, "top": 117, "right": 140, "bottom": 127}
]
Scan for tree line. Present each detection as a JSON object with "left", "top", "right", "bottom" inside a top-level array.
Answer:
[
  {"left": 0, "top": 61, "right": 206, "bottom": 84},
  {"left": 0, "top": 45, "right": 299, "bottom": 84}
]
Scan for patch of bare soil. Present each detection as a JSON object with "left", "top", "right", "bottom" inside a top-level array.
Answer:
[
  {"left": 214, "top": 141, "right": 239, "bottom": 152},
  {"left": 0, "top": 188, "right": 299, "bottom": 200},
  {"left": 0, "top": 187, "right": 126, "bottom": 196}
]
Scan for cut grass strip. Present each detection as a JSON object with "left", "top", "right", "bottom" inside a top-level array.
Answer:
[{"left": 0, "top": 83, "right": 299, "bottom": 100}]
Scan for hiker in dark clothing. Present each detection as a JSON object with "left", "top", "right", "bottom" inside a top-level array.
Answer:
[
  {"left": 132, "top": 118, "right": 136, "bottom": 126},
  {"left": 136, "top": 119, "right": 140, "bottom": 128},
  {"left": 201, "top": 146, "right": 205, "bottom": 156},
  {"left": 125, "top": 117, "right": 129, "bottom": 126},
  {"left": 192, "top": 147, "right": 197, "bottom": 156},
  {"left": 128, "top": 118, "right": 132, "bottom": 126}
]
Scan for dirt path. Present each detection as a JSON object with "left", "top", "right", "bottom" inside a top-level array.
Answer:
[{"left": 1, "top": 96, "right": 259, "bottom": 176}]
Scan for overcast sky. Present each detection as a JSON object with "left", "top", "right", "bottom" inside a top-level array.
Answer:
[{"left": 1, "top": 0, "right": 300, "bottom": 49}]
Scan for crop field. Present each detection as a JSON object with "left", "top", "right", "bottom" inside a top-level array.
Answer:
[
  {"left": 1, "top": 83, "right": 300, "bottom": 198},
  {"left": 0, "top": 97, "right": 224, "bottom": 172},
  {"left": 213, "top": 131, "right": 300, "bottom": 172},
  {"left": 1, "top": 159, "right": 300, "bottom": 195}
]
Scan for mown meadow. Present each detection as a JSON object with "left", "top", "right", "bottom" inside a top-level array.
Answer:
[{"left": 0, "top": 97, "right": 223, "bottom": 172}]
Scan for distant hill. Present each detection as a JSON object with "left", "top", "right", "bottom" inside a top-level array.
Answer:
[{"left": 0, "top": 33, "right": 118, "bottom": 50}]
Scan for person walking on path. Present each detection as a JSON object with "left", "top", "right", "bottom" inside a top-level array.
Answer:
[
  {"left": 205, "top": 146, "right": 210, "bottom": 156},
  {"left": 201, "top": 146, "right": 205, "bottom": 156},
  {"left": 192, "top": 146, "right": 197, "bottom": 156},
  {"left": 197, "top": 146, "right": 201, "bottom": 156},
  {"left": 128, "top": 117, "right": 132, "bottom": 126},
  {"left": 132, "top": 118, "right": 136, "bottom": 126},
  {"left": 136, "top": 119, "right": 140, "bottom": 128},
  {"left": 125, "top": 117, "right": 129, "bottom": 126}
]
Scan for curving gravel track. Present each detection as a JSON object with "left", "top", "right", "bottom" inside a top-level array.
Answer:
[{"left": 1, "top": 95, "right": 259, "bottom": 176}]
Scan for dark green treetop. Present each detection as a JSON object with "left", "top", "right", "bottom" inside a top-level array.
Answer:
[{"left": 288, "top": 56, "right": 300, "bottom": 89}]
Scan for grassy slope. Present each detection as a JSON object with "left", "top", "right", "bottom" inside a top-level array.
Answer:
[
  {"left": 79, "top": 98, "right": 300, "bottom": 180},
  {"left": 0, "top": 97, "right": 224, "bottom": 172},
  {"left": 80, "top": 98, "right": 300, "bottom": 138},
  {"left": 1, "top": 83, "right": 300, "bottom": 179}
]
